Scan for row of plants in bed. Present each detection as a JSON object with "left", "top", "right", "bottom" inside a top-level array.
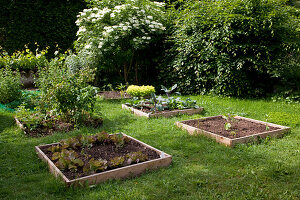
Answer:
[
  {"left": 123, "top": 84, "right": 204, "bottom": 117},
  {"left": 36, "top": 131, "right": 171, "bottom": 186}
]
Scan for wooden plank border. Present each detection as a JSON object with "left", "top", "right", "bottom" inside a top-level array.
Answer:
[
  {"left": 15, "top": 117, "right": 27, "bottom": 135},
  {"left": 35, "top": 133, "right": 172, "bottom": 186},
  {"left": 176, "top": 115, "right": 290, "bottom": 147},
  {"left": 122, "top": 104, "right": 204, "bottom": 118}
]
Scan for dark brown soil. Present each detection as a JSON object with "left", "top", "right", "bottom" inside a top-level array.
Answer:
[
  {"left": 40, "top": 138, "right": 160, "bottom": 180},
  {"left": 20, "top": 117, "right": 103, "bottom": 137},
  {"left": 99, "top": 91, "right": 131, "bottom": 99},
  {"left": 22, "top": 120, "right": 74, "bottom": 137},
  {"left": 182, "top": 116, "right": 280, "bottom": 139}
]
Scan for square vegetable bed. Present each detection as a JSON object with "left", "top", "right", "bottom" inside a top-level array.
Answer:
[
  {"left": 122, "top": 104, "right": 203, "bottom": 118},
  {"left": 176, "top": 115, "right": 290, "bottom": 147},
  {"left": 35, "top": 132, "right": 172, "bottom": 186}
]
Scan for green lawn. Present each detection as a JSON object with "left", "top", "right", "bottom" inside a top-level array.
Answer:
[{"left": 0, "top": 95, "right": 299, "bottom": 200}]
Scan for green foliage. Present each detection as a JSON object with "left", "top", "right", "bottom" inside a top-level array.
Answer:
[
  {"left": 0, "top": 67, "right": 22, "bottom": 103},
  {"left": 109, "top": 156, "right": 125, "bottom": 168},
  {"left": 161, "top": 84, "right": 180, "bottom": 97},
  {"left": 0, "top": 46, "right": 48, "bottom": 71},
  {"left": 36, "top": 60, "right": 97, "bottom": 123},
  {"left": 96, "top": 131, "right": 110, "bottom": 143},
  {"left": 165, "top": 0, "right": 300, "bottom": 97},
  {"left": 75, "top": 0, "right": 167, "bottom": 83},
  {"left": 83, "top": 158, "right": 108, "bottom": 173},
  {"left": 52, "top": 149, "right": 84, "bottom": 172},
  {"left": 126, "top": 151, "right": 148, "bottom": 165},
  {"left": 126, "top": 85, "right": 156, "bottom": 98},
  {"left": 126, "top": 91, "right": 199, "bottom": 112},
  {"left": 0, "top": 0, "right": 86, "bottom": 55},
  {"left": 15, "top": 105, "right": 44, "bottom": 130}
]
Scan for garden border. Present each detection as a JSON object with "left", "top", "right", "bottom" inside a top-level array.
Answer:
[
  {"left": 15, "top": 117, "right": 27, "bottom": 134},
  {"left": 35, "top": 133, "right": 172, "bottom": 186},
  {"left": 176, "top": 115, "right": 290, "bottom": 147},
  {"left": 122, "top": 104, "right": 203, "bottom": 118}
]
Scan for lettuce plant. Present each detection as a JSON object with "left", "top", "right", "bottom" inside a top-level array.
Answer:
[{"left": 110, "top": 156, "right": 125, "bottom": 168}]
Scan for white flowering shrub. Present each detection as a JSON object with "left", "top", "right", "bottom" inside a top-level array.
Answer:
[{"left": 75, "top": 0, "right": 167, "bottom": 83}]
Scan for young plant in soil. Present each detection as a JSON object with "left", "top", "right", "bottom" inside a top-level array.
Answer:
[{"left": 222, "top": 114, "right": 238, "bottom": 137}]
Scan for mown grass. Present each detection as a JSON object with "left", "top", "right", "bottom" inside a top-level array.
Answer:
[{"left": 0, "top": 95, "right": 299, "bottom": 200}]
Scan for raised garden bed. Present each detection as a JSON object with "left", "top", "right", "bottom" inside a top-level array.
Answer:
[
  {"left": 35, "top": 132, "right": 172, "bottom": 186},
  {"left": 122, "top": 104, "right": 204, "bottom": 118},
  {"left": 98, "top": 91, "right": 131, "bottom": 100},
  {"left": 176, "top": 115, "right": 290, "bottom": 146},
  {"left": 15, "top": 115, "right": 103, "bottom": 137}
]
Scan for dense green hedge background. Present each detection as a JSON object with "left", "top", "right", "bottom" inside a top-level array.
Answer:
[{"left": 0, "top": 0, "right": 86, "bottom": 55}]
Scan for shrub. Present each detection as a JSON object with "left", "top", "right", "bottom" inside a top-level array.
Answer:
[
  {"left": 36, "top": 59, "right": 98, "bottom": 123},
  {"left": 75, "top": 0, "right": 167, "bottom": 83},
  {"left": 126, "top": 85, "right": 155, "bottom": 97},
  {"left": 0, "top": 0, "right": 86, "bottom": 55},
  {"left": 165, "top": 0, "right": 300, "bottom": 97},
  {"left": 0, "top": 67, "right": 22, "bottom": 103},
  {"left": 0, "top": 46, "right": 48, "bottom": 71}
]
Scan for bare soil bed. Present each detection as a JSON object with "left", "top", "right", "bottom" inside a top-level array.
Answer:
[
  {"left": 176, "top": 115, "right": 290, "bottom": 146},
  {"left": 15, "top": 116, "right": 103, "bottom": 137},
  {"left": 98, "top": 91, "right": 131, "bottom": 99},
  {"left": 182, "top": 116, "right": 279, "bottom": 139}
]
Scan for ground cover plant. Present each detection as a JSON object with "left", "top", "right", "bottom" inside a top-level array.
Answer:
[{"left": 0, "top": 95, "right": 299, "bottom": 199}]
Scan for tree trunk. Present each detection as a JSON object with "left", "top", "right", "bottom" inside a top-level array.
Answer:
[
  {"left": 135, "top": 62, "right": 138, "bottom": 84},
  {"left": 123, "top": 64, "right": 128, "bottom": 84}
]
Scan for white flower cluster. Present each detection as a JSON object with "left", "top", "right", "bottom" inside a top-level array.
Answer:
[{"left": 76, "top": 0, "right": 166, "bottom": 52}]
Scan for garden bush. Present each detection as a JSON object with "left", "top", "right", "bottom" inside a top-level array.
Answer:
[
  {"left": 0, "top": 67, "right": 22, "bottom": 104},
  {"left": 164, "top": 0, "right": 300, "bottom": 97},
  {"left": 75, "top": 0, "right": 167, "bottom": 84},
  {"left": 36, "top": 57, "right": 98, "bottom": 123},
  {"left": 126, "top": 85, "right": 155, "bottom": 98},
  {"left": 0, "top": 45, "right": 49, "bottom": 71}
]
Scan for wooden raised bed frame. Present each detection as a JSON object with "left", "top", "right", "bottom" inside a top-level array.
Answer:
[
  {"left": 176, "top": 115, "right": 290, "bottom": 147},
  {"left": 15, "top": 117, "right": 26, "bottom": 134},
  {"left": 35, "top": 133, "right": 172, "bottom": 186},
  {"left": 122, "top": 104, "right": 204, "bottom": 118}
]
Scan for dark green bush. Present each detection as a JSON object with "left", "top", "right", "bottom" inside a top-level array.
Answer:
[
  {"left": 165, "top": 0, "right": 300, "bottom": 96},
  {"left": 0, "top": 0, "right": 86, "bottom": 55},
  {"left": 0, "top": 67, "right": 22, "bottom": 103}
]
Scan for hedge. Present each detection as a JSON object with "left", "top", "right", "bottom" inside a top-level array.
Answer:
[{"left": 0, "top": 0, "right": 86, "bottom": 55}]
